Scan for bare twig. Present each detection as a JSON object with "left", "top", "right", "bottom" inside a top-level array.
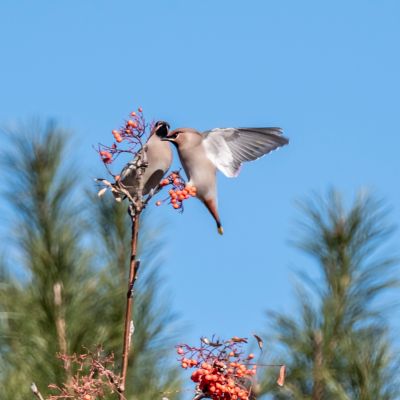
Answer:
[
  {"left": 30, "top": 382, "right": 45, "bottom": 400},
  {"left": 118, "top": 209, "right": 141, "bottom": 396},
  {"left": 53, "top": 283, "right": 70, "bottom": 378}
]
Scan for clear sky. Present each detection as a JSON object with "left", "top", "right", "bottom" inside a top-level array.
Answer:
[{"left": 1, "top": 0, "right": 400, "bottom": 377}]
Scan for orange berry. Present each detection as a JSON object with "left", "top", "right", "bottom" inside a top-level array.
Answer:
[
  {"left": 173, "top": 203, "right": 180, "bottom": 209},
  {"left": 160, "top": 179, "right": 169, "bottom": 186},
  {"left": 229, "top": 351, "right": 235, "bottom": 357},
  {"left": 181, "top": 362, "right": 188, "bottom": 368},
  {"left": 130, "top": 111, "right": 136, "bottom": 117},
  {"left": 177, "top": 347, "right": 184, "bottom": 355},
  {"left": 156, "top": 201, "right": 162, "bottom": 206},
  {"left": 115, "top": 175, "right": 120, "bottom": 181},
  {"left": 191, "top": 371, "right": 200, "bottom": 382},
  {"left": 248, "top": 353, "right": 255, "bottom": 359},
  {"left": 100, "top": 151, "right": 112, "bottom": 164},
  {"left": 138, "top": 106, "right": 143, "bottom": 112},
  {"left": 116, "top": 135, "right": 123, "bottom": 143},
  {"left": 112, "top": 129, "right": 119, "bottom": 136},
  {"left": 173, "top": 178, "right": 180, "bottom": 186},
  {"left": 182, "top": 189, "right": 188, "bottom": 196},
  {"left": 178, "top": 195, "right": 185, "bottom": 201},
  {"left": 83, "top": 395, "right": 91, "bottom": 400}
]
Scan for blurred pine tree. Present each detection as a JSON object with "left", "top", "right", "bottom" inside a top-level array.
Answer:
[
  {"left": 258, "top": 191, "right": 400, "bottom": 400},
  {"left": 0, "top": 121, "right": 181, "bottom": 399}
]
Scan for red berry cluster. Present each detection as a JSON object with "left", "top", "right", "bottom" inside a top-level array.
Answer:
[
  {"left": 97, "top": 107, "right": 147, "bottom": 166},
  {"left": 176, "top": 337, "right": 258, "bottom": 400},
  {"left": 156, "top": 171, "right": 197, "bottom": 210}
]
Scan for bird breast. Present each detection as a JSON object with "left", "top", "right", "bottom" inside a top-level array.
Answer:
[
  {"left": 145, "top": 134, "right": 173, "bottom": 172},
  {"left": 178, "top": 143, "right": 216, "bottom": 200}
]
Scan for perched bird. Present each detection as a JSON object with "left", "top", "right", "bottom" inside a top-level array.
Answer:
[
  {"left": 162, "top": 126, "right": 288, "bottom": 234},
  {"left": 118, "top": 120, "right": 173, "bottom": 198}
]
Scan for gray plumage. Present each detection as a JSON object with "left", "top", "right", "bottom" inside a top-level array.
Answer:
[
  {"left": 119, "top": 121, "right": 172, "bottom": 197},
  {"left": 202, "top": 127, "right": 288, "bottom": 177}
]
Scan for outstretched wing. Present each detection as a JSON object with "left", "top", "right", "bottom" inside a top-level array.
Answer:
[{"left": 202, "top": 127, "right": 288, "bottom": 177}]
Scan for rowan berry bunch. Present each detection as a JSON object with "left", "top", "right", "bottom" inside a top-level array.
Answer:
[
  {"left": 47, "top": 349, "right": 120, "bottom": 400},
  {"left": 176, "top": 337, "right": 258, "bottom": 400},
  {"left": 155, "top": 171, "right": 197, "bottom": 211},
  {"left": 97, "top": 106, "right": 147, "bottom": 169}
]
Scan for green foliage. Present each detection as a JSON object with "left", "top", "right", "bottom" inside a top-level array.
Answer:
[
  {"left": 260, "top": 191, "right": 399, "bottom": 400},
  {"left": 0, "top": 121, "right": 181, "bottom": 399}
]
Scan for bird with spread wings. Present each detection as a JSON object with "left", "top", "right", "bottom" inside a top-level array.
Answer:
[{"left": 161, "top": 126, "right": 288, "bottom": 234}]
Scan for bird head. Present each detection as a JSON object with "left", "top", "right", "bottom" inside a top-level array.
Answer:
[
  {"left": 161, "top": 128, "right": 202, "bottom": 148},
  {"left": 152, "top": 121, "right": 170, "bottom": 138}
]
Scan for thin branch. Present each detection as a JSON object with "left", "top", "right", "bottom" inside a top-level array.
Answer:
[
  {"left": 118, "top": 210, "right": 141, "bottom": 396},
  {"left": 53, "top": 282, "right": 70, "bottom": 379},
  {"left": 30, "top": 382, "right": 45, "bottom": 400}
]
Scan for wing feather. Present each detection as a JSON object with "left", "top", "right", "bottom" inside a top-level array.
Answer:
[{"left": 202, "top": 127, "right": 288, "bottom": 177}]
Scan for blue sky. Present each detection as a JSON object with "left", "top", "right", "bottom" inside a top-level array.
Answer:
[{"left": 1, "top": 0, "right": 400, "bottom": 386}]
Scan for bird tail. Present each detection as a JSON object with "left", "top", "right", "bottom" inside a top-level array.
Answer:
[{"left": 204, "top": 198, "right": 224, "bottom": 235}]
